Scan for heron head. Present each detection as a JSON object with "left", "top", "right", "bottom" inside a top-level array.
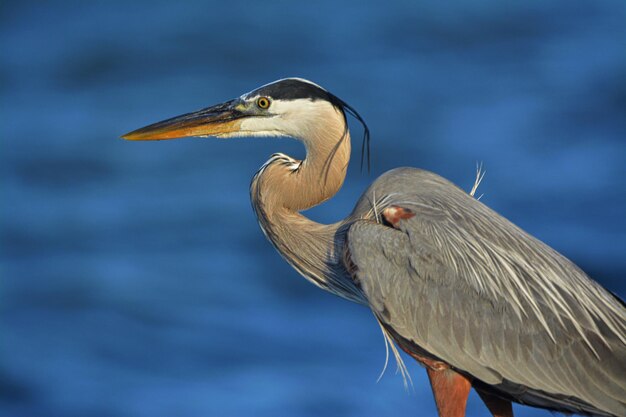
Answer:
[
  {"left": 123, "top": 78, "right": 341, "bottom": 140},
  {"left": 122, "top": 77, "right": 370, "bottom": 168}
]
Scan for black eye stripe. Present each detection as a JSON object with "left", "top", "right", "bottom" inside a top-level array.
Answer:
[{"left": 252, "top": 79, "right": 329, "bottom": 101}]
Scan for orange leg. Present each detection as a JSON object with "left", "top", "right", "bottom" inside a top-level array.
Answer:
[
  {"left": 426, "top": 368, "right": 472, "bottom": 417},
  {"left": 476, "top": 389, "right": 514, "bottom": 417}
]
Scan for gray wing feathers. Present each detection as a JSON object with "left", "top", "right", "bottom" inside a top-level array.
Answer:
[{"left": 347, "top": 168, "right": 626, "bottom": 416}]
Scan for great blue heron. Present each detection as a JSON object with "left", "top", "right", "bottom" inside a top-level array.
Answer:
[{"left": 123, "top": 78, "right": 626, "bottom": 417}]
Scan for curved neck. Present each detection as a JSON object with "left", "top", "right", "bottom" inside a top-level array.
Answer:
[
  {"left": 250, "top": 116, "right": 364, "bottom": 303},
  {"left": 267, "top": 125, "right": 351, "bottom": 212}
]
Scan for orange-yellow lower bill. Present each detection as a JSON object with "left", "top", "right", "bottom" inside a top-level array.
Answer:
[{"left": 122, "top": 119, "right": 241, "bottom": 141}]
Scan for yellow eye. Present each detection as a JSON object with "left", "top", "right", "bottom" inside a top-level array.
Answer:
[{"left": 256, "top": 97, "right": 271, "bottom": 109}]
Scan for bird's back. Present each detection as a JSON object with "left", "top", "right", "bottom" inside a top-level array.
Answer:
[{"left": 347, "top": 167, "right": 626, "bottom": 416}]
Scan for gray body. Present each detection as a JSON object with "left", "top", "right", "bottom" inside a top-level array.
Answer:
[{"left": 348, "top": 168, "right": 626, "bottom": 416}]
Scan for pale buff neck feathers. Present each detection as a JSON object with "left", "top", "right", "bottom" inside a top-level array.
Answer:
[{"left": 249, "top": 103, "right": 362, "bottom": 302}]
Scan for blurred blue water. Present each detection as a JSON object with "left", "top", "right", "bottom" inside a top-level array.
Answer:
[{"left": 1, "top": 1, "right": 625, "bottom": 416}]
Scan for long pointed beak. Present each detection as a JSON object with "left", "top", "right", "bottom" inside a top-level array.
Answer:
[{"left": 122, "top": 99, "right": 245, "bottom": 140}]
